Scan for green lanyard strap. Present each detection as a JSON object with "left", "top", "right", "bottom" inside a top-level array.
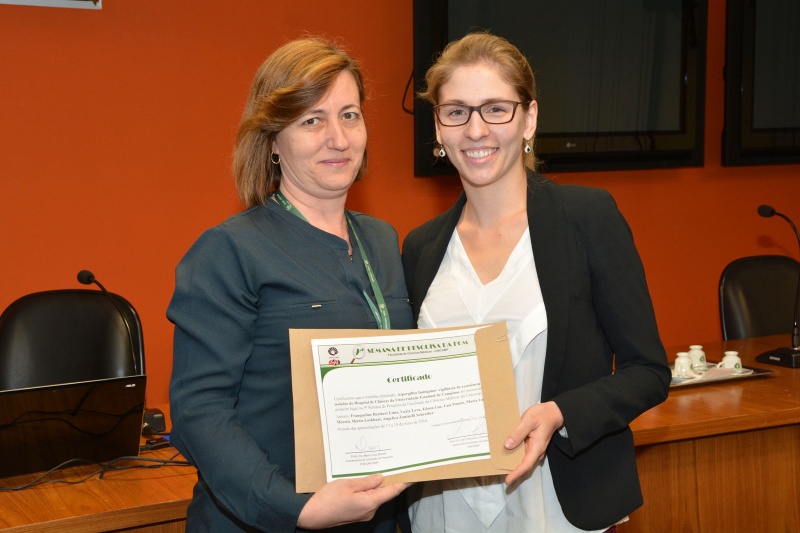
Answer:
[{"left": 273, "top": 191, "right": 391, "bottom": 329}]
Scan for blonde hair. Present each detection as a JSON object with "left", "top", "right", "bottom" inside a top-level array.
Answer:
[
  {"left": 420, "top": 32, "right": 538, "bottom": 171},
  {"left": 233, "top": 38, "right": 367, "bottom": 208}
]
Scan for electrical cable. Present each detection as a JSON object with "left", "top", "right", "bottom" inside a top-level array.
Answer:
[
  {"left": 0, "top": 452, "right": 191, "bottom": 491},
  {"left": 402, "top": 69, "right": 415, "bottom": 115}
]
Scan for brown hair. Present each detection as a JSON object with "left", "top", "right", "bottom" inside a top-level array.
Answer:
[
  {"left": 420, "top": 32, "right": 539, "bottom": 170},
  {"left": 233, "top": 38, "right": 367, "bottom": 208}
]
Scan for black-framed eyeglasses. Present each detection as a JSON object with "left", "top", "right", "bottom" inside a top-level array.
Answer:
[{"left": 433, "top": 100, "right": 529, "bottom": 127}]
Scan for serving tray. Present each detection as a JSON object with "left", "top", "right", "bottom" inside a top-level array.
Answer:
[{"left": 669, "top": 362, "right": 772, "bottom": 388}]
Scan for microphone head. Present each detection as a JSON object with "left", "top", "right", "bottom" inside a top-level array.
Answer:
[
  {"left": 758, "top": 204, "right": 776, "bottom": 218},
  {"left": 77, "top": 270, "right": 96, "bottom": 285}
]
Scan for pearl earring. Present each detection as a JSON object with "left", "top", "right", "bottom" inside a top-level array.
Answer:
[{"left": 524, "top": 140, "right": 532, "bottom": 154}]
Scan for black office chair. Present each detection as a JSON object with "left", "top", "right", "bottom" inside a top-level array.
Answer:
[
  {"left": 719, "top": 255, "right": 800, "bottom": 340},
  {"left": 0, "top": 289, "right": 145, "bottom": 390}
]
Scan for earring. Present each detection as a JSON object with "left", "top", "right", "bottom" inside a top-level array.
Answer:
[
  {"left": 435, "top": 144, "right": 446, "bottom": 158},
  {"left": 270, "top": 151, "right": 280, "bottom": 165},
  {"left": 524, "top": 139, "right": 532, "bottom": 154}
]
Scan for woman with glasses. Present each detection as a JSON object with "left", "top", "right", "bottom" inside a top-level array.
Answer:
[
  {"left": 168, "top": 38, "right": 412, "bottom": 533},
  {"left": 402, "top": 32, "right": 670, "bottom": 532}
]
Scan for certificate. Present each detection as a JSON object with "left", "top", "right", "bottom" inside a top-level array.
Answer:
[{"left": 290, "top": 323, "right": 523, "bottom": 492}]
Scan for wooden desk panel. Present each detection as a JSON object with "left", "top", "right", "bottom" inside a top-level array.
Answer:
[
  {"left": 621, "top": 335, "right": 800, "bottom": 533},
  {"left": 695, "top": 425, "right": 800, "bottom": 531}
]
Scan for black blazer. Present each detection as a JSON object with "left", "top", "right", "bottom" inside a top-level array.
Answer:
[{"left": 401, "top": 173, "right": 670, "bottom": 531}]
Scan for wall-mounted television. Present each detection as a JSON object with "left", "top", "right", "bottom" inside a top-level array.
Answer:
[
  {"left": 722, "top": 0, "right": 800, "bottom": 166},
  {"left": 413, "top": 0, "right": 708, "bottom": 176}
]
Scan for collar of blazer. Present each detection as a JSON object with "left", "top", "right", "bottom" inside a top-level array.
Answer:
[
  {"left": 526, "top": 178, "right": 570, "bottom": 400},
  {"left": 408, "top": 173, "right": 572, "bottom": 399}
]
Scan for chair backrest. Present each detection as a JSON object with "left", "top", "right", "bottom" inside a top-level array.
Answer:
[
  {"left": 719, "top": 255, "right": 800, "bottom": 340},
  {"left": 0, "top": 289, "right": 145, "bottom": 391}
]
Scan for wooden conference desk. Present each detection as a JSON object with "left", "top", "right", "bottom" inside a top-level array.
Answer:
[
  {"left": 0, "top": 408, "right": 195, "bottom": 532},
  {"left": 620, "top": 334, "right": 800, "bottom": 533},
  {"left": 1, "top": 336, "right": 798, "bottom": 532}
]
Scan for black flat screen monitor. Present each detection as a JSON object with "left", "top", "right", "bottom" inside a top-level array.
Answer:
[
  {"left": 413, "top": 0, "right": 708, "bottom": 176},
  {"left": 722, "top": 0, "right": 800, "bottom": 166}
]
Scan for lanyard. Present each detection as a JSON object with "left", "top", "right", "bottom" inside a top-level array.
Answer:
[{"left": 273, "top": 191, "right": 391, "bottom": 329}]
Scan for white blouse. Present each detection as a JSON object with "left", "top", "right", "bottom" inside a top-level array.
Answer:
[{"left": 408, "top": 228, "right": 605, "bottom": 533}]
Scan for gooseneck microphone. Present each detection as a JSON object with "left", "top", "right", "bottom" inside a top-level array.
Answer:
[
  {"left": 755, "top": 205, "right": 800, "bottom": 368},
  {"left": 77, "top": 270, "right": 140, "bottom": 375},
  {"left": 77, "top": 269, "right": 104, "bottom": 290}
]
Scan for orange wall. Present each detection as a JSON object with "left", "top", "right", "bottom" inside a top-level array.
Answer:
[{"left": 1, "top": 0, "right": 798, "bottom": 406}]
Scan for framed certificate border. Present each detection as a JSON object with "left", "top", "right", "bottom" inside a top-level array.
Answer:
[{"left": 290, "top": 322, "right": 523, "bottom": 493}]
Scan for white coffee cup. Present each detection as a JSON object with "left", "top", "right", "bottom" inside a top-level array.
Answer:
[
  {"left": 673, "top": 352, "right": 697, "bottom": 378},
  {"left": 688, "top": 345, "right": 707, "bottom": 370},
  {"left": 717, "top": 351, "right": 743, "bottom": 372}
]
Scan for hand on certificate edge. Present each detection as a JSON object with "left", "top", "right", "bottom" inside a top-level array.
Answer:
[
  {"left": 296, "top": 474, "right": 411, "bottom": 530},
  {"left": 502, "top": 401, "right": 564, "bottom": 485}
]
